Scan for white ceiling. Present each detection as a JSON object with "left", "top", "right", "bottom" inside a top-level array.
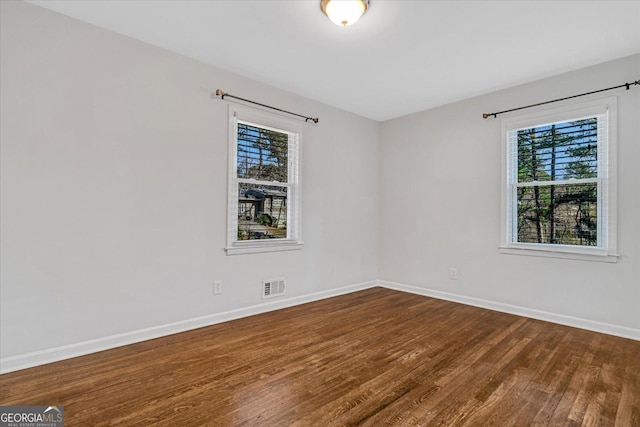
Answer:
[{"left": 27, "top": 0, "right": 640, "bottom": 122}]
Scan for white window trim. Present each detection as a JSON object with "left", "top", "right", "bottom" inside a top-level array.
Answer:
[
  {"left": 225, "top": 105, "right": 303, "bottom": 255},
  {"left": 499, "top": 96, "right": 618, "bottom": 263}
]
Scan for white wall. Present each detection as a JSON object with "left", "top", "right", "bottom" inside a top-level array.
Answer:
[
  {"left": 379, "top": 54, "right": 640, "bottom": 332},
  {"left": 0, "top": 1, "right": 379, "bottom": 363}
]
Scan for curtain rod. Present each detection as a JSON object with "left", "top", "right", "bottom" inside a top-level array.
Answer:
[
  {"left": 213, "top": 89, "right": 319, "bottom": 124},
  {"left": 482, "top": 79, "right": 640, "bottom": 119}
]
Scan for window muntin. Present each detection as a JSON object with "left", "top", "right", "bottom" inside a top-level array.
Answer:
[
  {"left": 501, "top": 98, "right": 617, "bottom": 261},
  {"left": 227, "top": 106, "right": 302, "bottom": 255}
]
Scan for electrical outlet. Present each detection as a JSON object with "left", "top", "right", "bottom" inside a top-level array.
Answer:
[
  {"left": 449, "top": 268, "right": 458, "bottom": 280},
  {"left": 213, "top": 280, "right": 223, "bottom": 295}
]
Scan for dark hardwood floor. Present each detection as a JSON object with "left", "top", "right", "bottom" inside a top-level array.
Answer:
[{"left": 1, "top": 287, "right": 638, "bottom": 426}]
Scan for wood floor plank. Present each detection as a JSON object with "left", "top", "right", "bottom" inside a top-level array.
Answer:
[{"left": 1, "top": 287, "right": 638, "bottom": 426}]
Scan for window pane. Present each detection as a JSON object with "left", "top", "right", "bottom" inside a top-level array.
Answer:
[
  {"left": 237, "top": 183, "right": 288, "bottom": 241},
  {"left": 517, "top": 183, "right": 597, "bottom": 246},
  {"left": 237, "top": 123, "right": 288, "bottom": 182},
  {"left": 517, "top": 118, "right": 598, "bottom": 183}
]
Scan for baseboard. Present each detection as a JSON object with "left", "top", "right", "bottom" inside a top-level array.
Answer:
[
  {"left": 0, "top": 281, "right": 375, "bottom": 374},
  {"left": 378, "top": 280, "right": 640, "bottom": 341},
  {"left": 3, "top": 279, "right": 637, "bottom": 374}
]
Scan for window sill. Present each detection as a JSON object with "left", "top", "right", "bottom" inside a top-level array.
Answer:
[
  {"left": 499, "top": 245, "right": 619, "bottom": 263},
  {"left": 225, "top": 242, "right": 303, "bottom": 256}
]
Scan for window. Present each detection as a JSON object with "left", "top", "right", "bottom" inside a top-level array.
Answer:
[
  {"left": 500, "top": 97, "right": 617, "bottom": 262},
  {"left": 226, "top": 105, "right": 302, "bottom": 255}
]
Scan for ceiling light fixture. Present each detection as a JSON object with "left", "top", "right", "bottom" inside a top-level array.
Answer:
[{"left": 320, "top": 0, "right": 369, "bottom": 27}]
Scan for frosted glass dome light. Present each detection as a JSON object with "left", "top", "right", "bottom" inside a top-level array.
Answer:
[{"left": 321, "top": 0, "right": 369, "bottom": 27}]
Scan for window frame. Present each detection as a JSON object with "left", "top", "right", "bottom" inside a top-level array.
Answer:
[
  {"left": 226, "top": 105, "right": 303, "bottom": 255},
  {"left": 499, "top": 97, "right": 618, "bottom": 263}
]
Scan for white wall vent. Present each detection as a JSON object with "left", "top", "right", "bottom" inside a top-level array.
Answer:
[{"left": 263, "top": 277, "right": 285, "bottom": 299}]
